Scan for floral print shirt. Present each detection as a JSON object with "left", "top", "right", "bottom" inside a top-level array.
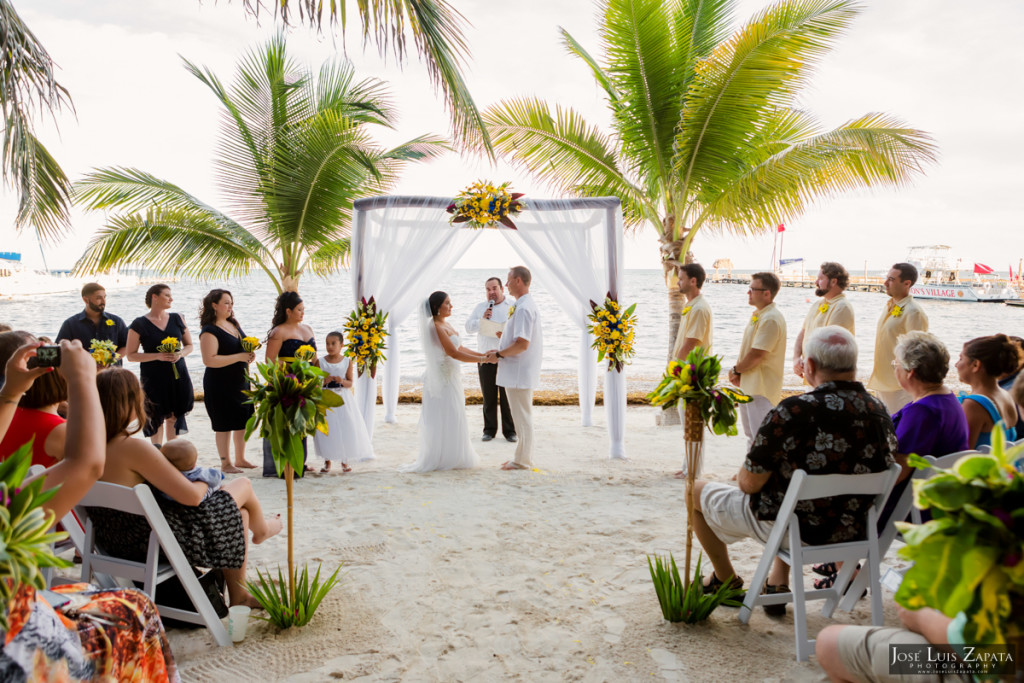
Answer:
[{"left": 744, "top": 380, "right": 897, "bottom": 545}]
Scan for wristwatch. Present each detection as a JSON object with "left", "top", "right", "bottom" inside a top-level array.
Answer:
[
  {"left": 731, "top": 366, "right": 741, "bottom": 376},
  {"left": 495, "top": 351, "right": 503, "bottom": 359}
]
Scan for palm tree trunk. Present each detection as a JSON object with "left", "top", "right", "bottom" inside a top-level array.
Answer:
[
  {"left": 281, "top": 273, "right": 301, "bottom": 293},
  {"left": 285, "top": 463, "right": 295, "bottom": 603},
  {"left": 658, "top": 227, "right": 686, "bottom": 426}
]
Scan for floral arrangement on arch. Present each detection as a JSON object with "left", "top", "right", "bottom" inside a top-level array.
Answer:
[
  {"left": 586, "top": 295, "right": 636, "bottom": 372},
  {"left": 446, "top": 180, "right": 525, "bottom": 230},
  {"left": 647, "top": 347, "right": 752, "bottom": 436},
  {"left": 344, "top": 297, "right": 388, "bottom": 378},
  {"left": 88, "top": 339, "right": 120, "bottom": 367}
]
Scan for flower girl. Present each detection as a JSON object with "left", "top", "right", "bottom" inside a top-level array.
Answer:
[{"left": 314, "top": 330, "right": 374, "bottom": 471}]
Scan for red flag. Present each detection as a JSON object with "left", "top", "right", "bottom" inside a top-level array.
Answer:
[
  {"left": 974, "top": 263, "right": 994, "bottom": 275},
  {"left": 1011, "top": 265, "right": 1015, "bottom": 281},
  {"left": 777, "top": 223, "right": 786, "bottom": 233}
]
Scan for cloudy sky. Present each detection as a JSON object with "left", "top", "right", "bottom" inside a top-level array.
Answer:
[{"left": 6, "top": 0, "right": 1023, "bottom": 272}]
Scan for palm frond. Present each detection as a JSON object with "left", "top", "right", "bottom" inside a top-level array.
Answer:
[
  {"left": 483, "top": 97, "right": 655, "bottom": 228},
  {"left": 675, "top": 0, "right": 859, "bottom": 201},
  {"left": 300, "top": 238, "right": 351, "bottom": 277},
  {"left": 672, "top": 0, "right": 735, "bottom": 109},
  {"left": 5, "top": 115, "right": 72, "bottom": 244},
  {"left": 314, "top": 61, "right": 393, "bottom": 126},
  {"left": 560, "top": 27, "right": 621, "bottom": 107},
  {"left": 75, "top": 208, "right": 280, "bottom": 289},
  {"left": 689, "top": 112, "right": 938, "bottom": 244}
]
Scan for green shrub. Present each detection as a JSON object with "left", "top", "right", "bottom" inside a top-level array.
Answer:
[
  {"left": 648, "top": 552, "right": 744, "bottom": 623},
  {"left": 245, "top": 563, "right": 342, "bottom": 629}
]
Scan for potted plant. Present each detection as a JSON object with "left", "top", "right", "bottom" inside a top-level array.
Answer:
[{"left": 244, "top": 358, "right": 344, "bottom": 627}]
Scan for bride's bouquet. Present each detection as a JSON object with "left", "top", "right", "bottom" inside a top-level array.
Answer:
[
  {"left": 157, "top": 336, "right": 182, "bottom": 379},
  {"left": 344, "top": 297, "right": 388, "bottom": 378},
  {"left": 446, "top": 180, "right": 525, "bottom": 230},
  {"left": 587, "top": 295, "right": 637, "bottom": 372}
]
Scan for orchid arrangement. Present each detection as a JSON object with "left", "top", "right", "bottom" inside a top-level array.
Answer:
[
  {"left": 446, "top": 180, "right": 525, "bottom": 229},
  {"left": 344, "top": 297, "right": 388, "bottom": 378},
  {"left": 88, "top": 339, "right": 120, "bottom": 367},
  {"left": 895, "top": 429, "right": 1024, "bottom": 646},
  {"left": 157, "top": 336, "right": 182, "bottom": 379},
  {"left": 586, "top": 295, "right": 637, "bottom": 372},
  {"left": 646, "top": 347, "right": 752, "bottom": 436}
]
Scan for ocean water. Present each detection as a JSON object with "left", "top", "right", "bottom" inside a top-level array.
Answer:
[{"left": 2, "top": 269, "right": 1021, "bottom": 393}]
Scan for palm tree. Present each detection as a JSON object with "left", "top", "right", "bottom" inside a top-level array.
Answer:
[
  {"left": 232, "top": 0, "right": 490, "bottom": 153},
  {"left": 74, "top": 34, "right": 448, "bottom": 292},
  {"left": 479, "top": 0, "right": 937, "bottom": 362},
  {"left": 0, "top": 0, "right": 74, "bottom": 244}
]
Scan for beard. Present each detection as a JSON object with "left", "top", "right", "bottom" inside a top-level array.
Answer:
[
  {"left": 87, "top": 301, "right": 105, "bottom": 314},
  {"left": 814, "top": 287, "right": 827, "bottom": 297}
]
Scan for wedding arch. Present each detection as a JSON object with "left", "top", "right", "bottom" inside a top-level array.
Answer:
[{"left": 350, "top": 195, "right": 627, "bottom": 459}]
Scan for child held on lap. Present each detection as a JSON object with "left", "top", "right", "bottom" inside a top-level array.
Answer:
[{"left": 161, "top": 438, "right": 223, "bottom": 500}]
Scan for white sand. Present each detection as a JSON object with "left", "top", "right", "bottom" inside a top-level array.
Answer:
[{"left": 163, "top": 403, "right": 898, "bottom": 682}]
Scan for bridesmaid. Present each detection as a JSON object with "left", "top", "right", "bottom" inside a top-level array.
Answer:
[
  {"left": 262, "top": 291, "right": 316, "bottom": 477},
  {"left": 126, "top": 284, "right": 194, "bottom": 445},
  {"left": 198, "top": 289, "right": 257, "bottom": 474}
]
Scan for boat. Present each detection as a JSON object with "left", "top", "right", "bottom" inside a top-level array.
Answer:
[
  {"left": 0, "top": 252, "right": 140, "bottom": 298},
  {"left": 904, "top": 245, "right": 1021, "bottom": 303}
]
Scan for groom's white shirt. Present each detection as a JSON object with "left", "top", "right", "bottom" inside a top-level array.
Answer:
[
  {"left": 465, "top": 298, "right": 514, "bottom": 352},
  {"left": 496, "top": 292, "right": 542, "bottom": 390}
]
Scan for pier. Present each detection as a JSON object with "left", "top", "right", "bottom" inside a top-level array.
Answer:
[{"left": 711, "top": 274, "right": 887, "bottom": 293}]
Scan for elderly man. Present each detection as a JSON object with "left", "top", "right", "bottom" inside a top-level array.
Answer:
[
  {"left": 793, "top": 261, "right": 855, "bottom": 379},
  {"left": 56, "top": 282, "right": 128, "bottom": 363},
  {"left": 868, "top": 262, "right": 929, "bottom": 412},
  {"left": 693, "top": 326, "right": 897, "bottom": 616},
  {"left": 728, "top": 272, "right": 787, "bottom": 448},
  {"left": 465, "top": 276, "right": 516, "bottom": 442}
]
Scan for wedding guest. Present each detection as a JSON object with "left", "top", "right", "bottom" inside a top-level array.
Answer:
[
  {"left": 56, "top": 282, "right": 129, "bottom": 363},
  {"left": 160, "top": 438, "right": 224, "bottom": 501},
  {"left": 314, "top": 330, "right": 374, "bottom": 471},
  {"left": 792, "top": 262, "right": 855, "bottom": 379},
  {"left": 198, "top": 288, "right": 256, "bottom": 473},
  {"left": 728, "top": 272, "right": 786, "bottom": 448},
  {"left": 672, "top": 263, "right": 713, "bottom": 479},
  {"left": 956, "top": 333, "right": 1023, "bottom": 448},
  {"left": 997, "top": 335, "right": 1024, "bottom": 390},
  {"left": 867, "top": 263, "right": 928, "bottom": 412},
  {"left": 0, "top": 330, "right": 67, "bottom": 467},
  {"left": 262, "top": 291, "right": 315, "bottom": 477},
  {"left": 465, "top": 276, "right": 516, "bottom": 442},
  {"left": 493, "top": 266, "right": 543, "bottom": 471},
  {"left": 126, "top": 284, "right": 194, "bottom": 446}
]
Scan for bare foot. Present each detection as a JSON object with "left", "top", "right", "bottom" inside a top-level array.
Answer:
[
  {"left": 222, "top": 463, "right": 243, "bottom": 474},
  {"left": 341, "top": 463, "right": 352, "bottom": 473},
  {"left": 501, "top": 461, "right": 528, "bottom": 471},
  {"left": 252, "top": 514, "right": 284, "bottom": 544},
  {"left": 672, "top": 470, "right": 686, "bottom": 480},
  {"left": 231, "top": 594, "right": 263, "bottom": 609},
  {"left": 234, "top": 460, "right": 257, "bottom": 469},
  {"left": 320, "top": 463, "right": 331, "bottom": 473}
]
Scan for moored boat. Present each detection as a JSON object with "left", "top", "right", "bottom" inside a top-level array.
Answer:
[{"left": 905, "top": 245, "right": 1021, "bottom": 303}]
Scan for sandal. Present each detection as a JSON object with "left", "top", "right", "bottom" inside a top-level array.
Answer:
[
  {"left": 812, "top": 562, "right": 838, "bottom": 577},
  {"left": 702, "top": 573, "right": 744, "bottom": 595},
  {"left": 762, "top": 583, "right": 790, "bottom": 617},
  {"left": 813, "top": 573, "right": 837, "bottom": 590}
]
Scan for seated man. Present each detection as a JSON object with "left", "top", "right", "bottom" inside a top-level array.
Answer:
[{"left": 692, "top": 326, "right": 897, "bottom": 615}]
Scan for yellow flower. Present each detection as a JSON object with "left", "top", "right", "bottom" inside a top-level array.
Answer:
[
  {"left": 750, "top": 314, "right": 759, "bottom": 324},
  {"left": 682, "top": 306, "right": 692, "bottom": 316},
  {"left": 611, "top": 331, "right": 621, "bottom": 340},
  {"left": 508, "top": 305, "right": 516, "bottom": 317},
  {"left": 160, "top": 336, "right": 178, "bottom": 347},
  {"left": 818, "top": 302, "right": 830, "bottom": 314},
  {"left": 295, "top": 344, "right": 316, "bottom": 361},
  {"left": 105, "top": 319, "right": 115, "bottom": 327},
  {"left": 890, "top": 305, "right": 903, "bottom": 318}
]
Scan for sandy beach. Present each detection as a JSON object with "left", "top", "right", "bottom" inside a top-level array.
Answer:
[{"left": 144, "top": 402, "right": 903, "bottom": 682}]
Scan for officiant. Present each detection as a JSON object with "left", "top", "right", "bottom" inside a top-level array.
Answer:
[{"left": 465, "top": 277, "right": 517, "bottom": 442}]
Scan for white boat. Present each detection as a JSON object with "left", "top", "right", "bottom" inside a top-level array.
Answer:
[
  {"left": 0, "top": 252, "right": 140, "bottom": 298},
  {"left": 904, "top": 245, "right": 1021, "bottom": 303}
]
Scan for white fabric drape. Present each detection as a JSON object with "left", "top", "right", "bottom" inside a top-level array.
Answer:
[
  {"left": 351, "top": 196, "right": 626, "bottom": 459},
  {"left": 351, "top": 197, "right": 481, "bottom": 438}
]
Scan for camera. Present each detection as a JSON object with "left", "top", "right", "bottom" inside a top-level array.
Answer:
[
  {"left": 28, "top": 345, "right": 61, "bottom": 368},
  {"left": 326, "top": 381, "right": 342, "bottom": 389}
]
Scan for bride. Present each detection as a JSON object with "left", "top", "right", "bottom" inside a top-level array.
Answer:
[{"left": 399, "top": 291, "right": 492, "bottom": 472}]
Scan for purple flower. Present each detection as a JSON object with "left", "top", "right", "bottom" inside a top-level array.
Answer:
[
  {"left": 1004, "top": 552, "right": 1021, "bottom": 568},
  {"left": 993, "top": 508, "right": 1014, "bottom": 530}
]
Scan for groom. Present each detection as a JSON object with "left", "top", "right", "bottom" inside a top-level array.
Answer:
[{"left": 488, "top": 266, "right": 542, "bottom": 471}]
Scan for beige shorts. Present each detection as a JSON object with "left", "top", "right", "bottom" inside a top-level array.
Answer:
[
  {"left": 836, "top": 626, "right": 971, "bottom": 683},
  {"left": 699, "top": 482, "right": 783, "bottom": 548}
]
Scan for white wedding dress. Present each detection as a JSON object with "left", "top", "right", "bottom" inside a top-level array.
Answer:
[{"left": 399, "top": 313, "right": 480, "bottom": 472}]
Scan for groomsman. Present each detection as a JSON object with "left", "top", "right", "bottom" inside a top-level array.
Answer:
[
  {"left": 56, "top": 282, "right": 128, "bottom": 364},
  {"left": 673, "top": 263, "right": 713, "bottom": 360},
  {"left": 491, "top": 266, "right": 542, "bottom": 471},
  {"left": 465, "top": 277, "right": 517, "bottom": 442},
  {"left": 792, "top": 261, "right": 855, "bottom": 379},
  {"left": 868, "top": 262, "right": 928, "bottom": 412},
  {"left": 728, "top": 272, "right": 787, "bottom": 448}
]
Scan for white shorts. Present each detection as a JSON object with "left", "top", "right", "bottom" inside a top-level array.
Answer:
[{"left": 699, "top": 481, "right": 785, "bottom": 548}]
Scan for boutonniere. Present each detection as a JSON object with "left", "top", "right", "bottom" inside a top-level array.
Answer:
[
  {"left": 890, "top": 305, "right": 903, "bottom": 318},
  {"left": 818, "top": 302, "right": 830, "bottom": 314},
  {"left": 105, "top": 319, "right": 115, "bottom": 327},
  {"left": 750, "top": 313, "right": 759, "bottom": 325},
  {"left": 682, "top": 306, "right": 692, "bottom": 316},
  {"left": 508, "top": 305, "right": 516, "bottom": 318}
]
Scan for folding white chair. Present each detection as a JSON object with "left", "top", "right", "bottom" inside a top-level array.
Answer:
[
  {"left": 75, "top": 481, "right": 232, "bottom": 646},
  {"left": 738, "top": 463, "right": 901, "bottom": 661},
  {"left": 839, "top": 450, "right": 971, "bottom": 612}
]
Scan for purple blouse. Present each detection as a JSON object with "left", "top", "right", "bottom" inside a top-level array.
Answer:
[{"left": 892, "top": 392, "right": 970, "bottom": 456}]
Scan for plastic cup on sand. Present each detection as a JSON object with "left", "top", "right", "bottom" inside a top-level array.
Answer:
[{"left": 228, "top": 605, "right": 251, "bottom": 642}]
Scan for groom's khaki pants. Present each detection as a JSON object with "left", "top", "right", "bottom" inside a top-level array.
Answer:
[{"left": 505, "top": 388, "right": 534, "bottom": 466}]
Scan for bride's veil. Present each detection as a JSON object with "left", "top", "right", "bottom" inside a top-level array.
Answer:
[{"left": 419, "top": 298, "right": 446, "bottom": 398}]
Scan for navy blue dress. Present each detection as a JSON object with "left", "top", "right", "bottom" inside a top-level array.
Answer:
[
  {"left": 130, "top": 313, "right": 194, "bottom": 437},
  {"left": 262, "top": 337, "right": 316, "bottom": 478},
  {"left": 200, "top": 324, "right": 254, "bottom": 432}
]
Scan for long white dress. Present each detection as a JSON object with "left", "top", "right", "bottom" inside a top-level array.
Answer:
[
  {"left": 314, "top": 356, "right": 375, "bottom": 463},
  {"left": 399, "top": 333, "right": 480, "bottom": 472}
]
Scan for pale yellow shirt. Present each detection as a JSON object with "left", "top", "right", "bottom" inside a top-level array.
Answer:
[
  {"left": 801, "top": 293, "right": 855, "bottom": 340},
  {"left": 867, "top": 295, "right": 928, "bottom": 392},
  {"left": 738, "top": 302, "right": 787, "bottom": 404},
  {"left": 672, "top": 293, "right": 713, "bottom": 358}
]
